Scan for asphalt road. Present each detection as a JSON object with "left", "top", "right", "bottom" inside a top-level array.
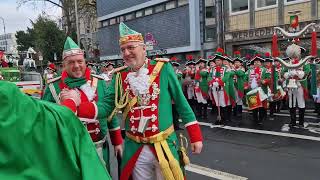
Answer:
[{"left": 109, "top": 108, "right": 320, "bottom": 180}]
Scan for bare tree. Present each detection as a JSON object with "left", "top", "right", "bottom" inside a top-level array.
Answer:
[{"left": 17, "top": 0, "right": 77, "bottom": 35}]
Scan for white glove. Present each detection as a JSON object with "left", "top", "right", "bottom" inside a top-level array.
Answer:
[
  {"left": 296, "top": 71, "right": 304, "bottom": 79},
  {"left": 289, "top": 70, "right": 297, "bottom": 77},
  {"left": 212, "top": 81, "right": 219, "bottom": 87},
  {"left": 313, "top": 95, "right": 318, "bottom": 101}
]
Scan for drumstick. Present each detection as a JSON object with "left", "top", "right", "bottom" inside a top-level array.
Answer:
[{"left": 216, "top": 87, "right": 222, "bottom": 121}]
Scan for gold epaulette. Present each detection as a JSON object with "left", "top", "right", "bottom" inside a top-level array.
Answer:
[
  {"left": 91, "top": 74, "right": 104, "bottom": 80},
  {"left": 47, "top": 76, "right": 61, "bottom": 84},
  {"left": 154, "top": 58, "right": 170, "bottom": 62},
  {"left": 113, "top": 65, "right": 128, "bottom": 73}
]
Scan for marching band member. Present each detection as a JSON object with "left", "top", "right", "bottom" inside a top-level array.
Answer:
[
  {"left": 263, "top": 53, "right": 275, "bottom": 119},
  {"left": 194, "top": 57, "right": 209, "bottom": 119},
  {"left": 231, "top": 51, "right": 245, "bottom": 118},
  {"left": 244, "top": 55, "right": 270, "bottom": 125},
  {"left": 44, "top": 63, "right": 57, "bottom": 82},
  {"left": 209, "top": 48, "right": 235, "bottom": 124},
  {"left": 183, "top": 55, "right": 197, "bottom": 112},
  {"left": 283, "top": 45, "right": 311, "bottom": 127},
  {"left": 100, "top": 62, "right": 115, "bottom": 86},
  {"left": 170, "top": 56, "right": 183, "bottom": 130}
]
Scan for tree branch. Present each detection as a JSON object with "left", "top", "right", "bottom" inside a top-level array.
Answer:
[{"left": 18, "top": 0, "right": 64, "bottom": 10}]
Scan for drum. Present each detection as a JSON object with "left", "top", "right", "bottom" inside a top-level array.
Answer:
[
  {"left": 80, "top": 118, "right": 101, "bottom": 142},
  {"left": 246, "top": 88, "right": 267, "bottom": 110}
]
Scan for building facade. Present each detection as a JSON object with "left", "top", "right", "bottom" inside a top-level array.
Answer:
[
  {"left": 61, "top": 1, "right": 99, "bottom": 60},
  {"left": 223, "top": 0, "right": 319, "bottom": 57},
  {"left": 0, "top": 33, "right": 17, "bottom": 53},
  {"left": 96, "top": 0, "right": 218, "bottom": 63}
]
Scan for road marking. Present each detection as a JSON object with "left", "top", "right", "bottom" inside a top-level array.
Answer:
[
  {"left": 208, "top": 107, "right": 319, "bottom": 119},
  {"left": 242, "top": 110, "right": 319, "bottom": 120},
  {"left": 198, "top": 122, "right": 320, "bottom": 142},
  {"left": 186, "top": 163, "right": 248, "bottom": 180}
]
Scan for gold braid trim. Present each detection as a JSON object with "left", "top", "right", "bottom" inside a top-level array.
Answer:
[
  {"left": 127, "top": 126, "right": 185, "bottom": 179},
  {"left": 107, "top": 72, "right": 129, "bottom": 122}
]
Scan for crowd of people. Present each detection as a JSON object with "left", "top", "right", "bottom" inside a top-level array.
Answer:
[{"left": 171, "top": 47, "right": 320, "bottom": 129}]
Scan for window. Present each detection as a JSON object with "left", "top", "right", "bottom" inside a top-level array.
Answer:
[
  {"left": 109, "top": 18, "right": 116, "bottom": 25},
  {"left": 205, "top": 27, "right": 216, "bottom": 41},
  {"left": 256, "top": 0, "right": 277, "bottom": 10},
  {"left": 119, "top": 16, "right": 124, "bottom": 22},
  {"left": 206, "top": 6, "right": 215, "bottom": 18},
  {"left": 166, "top": 1, "right": 176, "bottom": 10},
  {"left": 229, "top": 0, "right": 249, "bottom": 14},
  {"left": 136, "top": 10, "right": 143, "bottom": 18},
  {"left": 155, "top": 4, "right": 164, "bottom": 13},
  {"left": 284, "top": 0, "right": 310, "bottom": 5},
  {"left": 178, "top": 0, "right": 188, "bottom": 6},
  {"left": 102, "top": 20, "right": 109, "bottom": 27},
  {"left": 145, "top": 8, "right": 153, "bottom": 16},
  {"left": 125, "top": 13, "right": 134, "bottom": 21}
]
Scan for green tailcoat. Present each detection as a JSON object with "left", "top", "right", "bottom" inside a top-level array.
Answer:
[
  {"left": 105, "top": 59, "right": 201, "bottom": 179},
  {"left": 0, "top": 81, "right": 111, "bottom": 180}
]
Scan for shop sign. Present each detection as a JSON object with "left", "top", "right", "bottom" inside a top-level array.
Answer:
[
  {"left": 148, "top": 49, "right": 167, "bottom": 56},
  {"left": 226, "top": 20, "right": 320, "bottom": 42}
]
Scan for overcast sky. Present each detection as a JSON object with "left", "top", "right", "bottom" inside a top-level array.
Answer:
[{"left": 0, "top": 0, "right": 61, "bottom": 34}]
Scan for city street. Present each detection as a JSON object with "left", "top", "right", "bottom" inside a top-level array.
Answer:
[
  {"left": 110, "top": 108, "right": 320, "bottom": 180},
  {"left": 186, "top": 108, "right": 320, "bottom": 180}
]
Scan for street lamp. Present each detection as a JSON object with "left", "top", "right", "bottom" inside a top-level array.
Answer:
[{"left": 0, "top": 17, "right": 7, "bottom": 52}]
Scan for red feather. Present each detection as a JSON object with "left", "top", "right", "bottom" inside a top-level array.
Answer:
[
  {"left": 216, "top": 48, "right": 224, "bottom": 54},
  {"left": 265, "top": 52, "right": 270, "bottom": 57}
]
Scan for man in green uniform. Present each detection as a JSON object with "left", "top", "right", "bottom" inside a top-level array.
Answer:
[
  {"left": 104, "top": 23, "right": 203, "bottom": 180},
  {"left": 42, "top": 37, "right": 123, "bottom": 171},
  {"left": 231, "top": 51, "right": 245, "bottom": 118},
  {"left": 194, "top": 57, "right": 209, "bottom": 119},
  {"left": 244, "top": 55, "right": 270, "bottom": 125}
]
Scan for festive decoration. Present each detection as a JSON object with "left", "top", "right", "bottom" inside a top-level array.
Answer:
[
  {"left": 170, "top": 56, "right": 178, "bottom": 61},
  {"left": 290, "top": 15, "right": 299, "bottom": 28},
  {"left": 272, "top": 33, "right": 279, "bottom": 57},
  {"left": 186, "top": 55, "right": 194, "bottom": 61},
  {"left": 311, "top": 30, "right": 317, "bottom": 56},
  {"left": 216, "top": 48, "right": 224, "bottom": 55},
  {"left": 234, "top": 51, "right": 241, "bottom": 57}
]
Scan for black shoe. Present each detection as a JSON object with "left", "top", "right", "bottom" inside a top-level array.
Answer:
[
  {"left": 289, "top": 123, "right": 297, "bottom": 128},
  {"left": 298, "top": 123, "right": 304, "bottom": 128}
]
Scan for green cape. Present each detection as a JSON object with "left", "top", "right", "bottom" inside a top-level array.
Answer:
[{"left": 0, "top": 81, "right": 111, "bottom": 180}]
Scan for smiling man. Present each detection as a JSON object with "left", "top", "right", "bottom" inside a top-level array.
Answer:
[
  {"left": 42, "top": 37, "right": 123, "bottom": 172},
  {"left": 103, "top": 22, "right": 203, "bottom": 180}
]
